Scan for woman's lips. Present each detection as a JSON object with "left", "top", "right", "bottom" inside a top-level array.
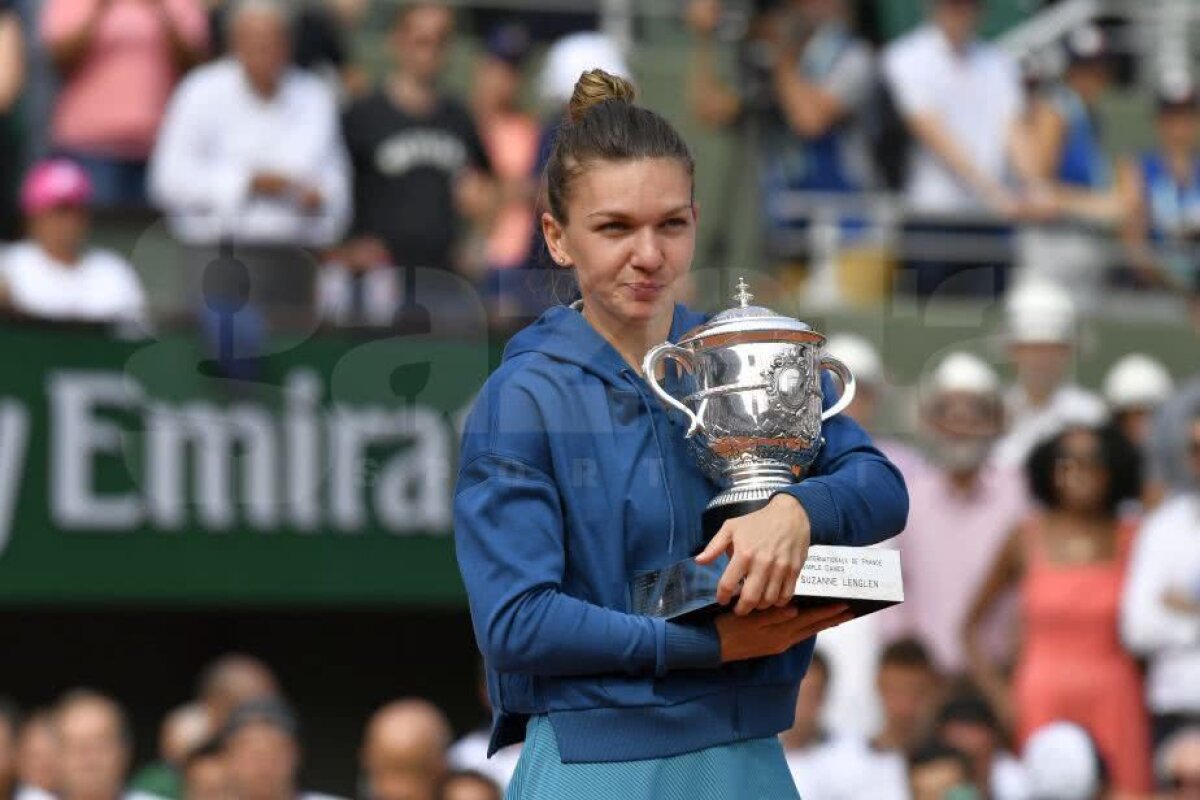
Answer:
[{"left": 627, "top": 283, "right": 664, "bottom": 300}]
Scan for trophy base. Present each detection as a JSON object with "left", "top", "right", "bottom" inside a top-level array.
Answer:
[{"left": 630, "top": 545, "right": 904, "bottom": 623}]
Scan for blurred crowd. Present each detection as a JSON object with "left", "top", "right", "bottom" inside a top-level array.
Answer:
[
  {"left": 0, "top": 0, "right": 1198, "bottom": 330},
  {"left": 0, "top": 654, "right": 511, "bottom": 800}
]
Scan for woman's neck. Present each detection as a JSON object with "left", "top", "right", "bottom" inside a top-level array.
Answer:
[{"left": 581, "top": 302, "right": 674, "bottom": 376}]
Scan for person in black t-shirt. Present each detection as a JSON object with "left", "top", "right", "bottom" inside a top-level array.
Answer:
[{"left": 340, "top": 3, "right": 494, "bottom": 279}]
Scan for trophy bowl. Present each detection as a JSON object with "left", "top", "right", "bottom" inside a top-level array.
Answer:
[{"left": 644, "top": 279, "right": 856, "bottom": 516}]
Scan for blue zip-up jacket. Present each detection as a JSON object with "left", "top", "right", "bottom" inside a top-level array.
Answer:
[{"left": 453, "top": 301, "right": 908, "bottom": 763}]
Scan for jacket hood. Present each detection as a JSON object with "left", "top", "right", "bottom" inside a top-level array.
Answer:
[{"left": 501, "top": 301, "right": 705, "bottom": 387}]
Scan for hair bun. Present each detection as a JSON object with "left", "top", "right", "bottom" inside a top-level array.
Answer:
[{"left": 567, "top": 69, "right": 636, "bottom": 124}]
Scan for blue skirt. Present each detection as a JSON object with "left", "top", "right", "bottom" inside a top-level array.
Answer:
[{"left": 505, "top": 715, "right": 802, "bottom": 800}]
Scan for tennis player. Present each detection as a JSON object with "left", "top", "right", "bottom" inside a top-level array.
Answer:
[{"left": 453, "top": 68, "right": 909, "bottom": 799}]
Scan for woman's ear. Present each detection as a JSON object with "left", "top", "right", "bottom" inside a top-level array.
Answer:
[{"left": 541, "top": 212, "right": 571, "bottom": 267}]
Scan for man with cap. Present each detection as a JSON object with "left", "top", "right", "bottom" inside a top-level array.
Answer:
[
  {"left": 1120, "top": 70, "right": 1200, "bottom": 300},
  {"left": 0, "top": 158, "right": 146, "bottom": 323},
  {"left": 219, "top": 698, "right": 343, "bottom": 800},
  {"left": 1122, "top": 397, "right": 1200, "bottom": 752},
  {"left": 991, "top": 280, "right": 1106, "bottom": 470},
  {"left": 1104, "top": 353, "right": 1175, "bottom": 508},
  {"left": 880, "top": 351, "right": 1029, "bottom": 678}
]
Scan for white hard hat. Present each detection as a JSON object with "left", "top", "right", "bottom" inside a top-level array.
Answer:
[
  {"left": 538, "top": 32, "right": 632, "bottom": 106},
  {"left": 1023, "top": 722, "right": 1102, "bottom": 800},
  {"left": 824, "top": 334, "right": 883, "bottom": 387},
  {"left": 928, "top": 352, "right": 1000, "bottom": 396},
  {"left": 1103, "top": 354, "right": 1174, "bottom": 411},
  {"left": 1006, "top": 280, "right": 1078, "bottom": 344}
]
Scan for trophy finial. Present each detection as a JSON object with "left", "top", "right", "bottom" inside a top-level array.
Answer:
[{"left": 733, "top": 277, "right": 754, "bottom": 308}]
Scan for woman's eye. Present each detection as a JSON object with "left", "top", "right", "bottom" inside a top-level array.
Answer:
[
  {"left": 662, "top": 217, "right": 689, "bottom": 229},
  {"left": 598, "top": 222, "right": 627, "bottom": 233}
]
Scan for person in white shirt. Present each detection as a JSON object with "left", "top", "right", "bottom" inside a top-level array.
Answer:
[
  {"left": 1122, "top": 404, "right": 1200, "bottom": 751},
  {"left": 148, "top": 0, "right": 350, "bottom": 326},
  {"left": 882, "top": 0, "right": 1044, "bottom": 299},
  {"left": 0, "top": 159, "right": 146, "bottom": 324},
  {"left": 992, "top": 280, "right": 1107, "bottom": 470}
]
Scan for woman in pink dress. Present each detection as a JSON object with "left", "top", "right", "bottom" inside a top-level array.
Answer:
[{"left": 965, "top": 424, "right": 1152, "bottom": 794}]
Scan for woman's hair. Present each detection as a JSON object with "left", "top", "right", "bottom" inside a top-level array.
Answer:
[
  {"left": 543, "top": 69, "right": 695, "bottom": 223},
  {"left": 1024, "top": 424, "right": 1142, "bottom": 514}
]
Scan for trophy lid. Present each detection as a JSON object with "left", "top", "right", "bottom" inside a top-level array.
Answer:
[{"left": 677, "top": 278, "right": 820, "bottom": 348}]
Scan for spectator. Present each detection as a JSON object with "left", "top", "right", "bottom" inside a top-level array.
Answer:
[
  {"left": 196, "top": 654, "right": 279, "bottom": 732},
  {"left": 53, "top": 690, "right": 158, "bottom": 800},
  {"left": 686, "top": 0, "right": 878, "bottom": 280},
  {"left": 207, "top": 0, "right": 362, "bottom": 96},
  {"left": 129, "top": 704, "right": 212, "bottom": 799},
  {"left": 180, "top": 740, "right": 227, "bottom": 800},
  {"left": 1018, "top": 24, "right": 1121, "bottom": 308},
  {"left": 0, "top": 0, "right": 24, "bottom": 242},
  {"left": 882, "top": 0, "right": 1040, "bottom": 298},
  {"left": 934, "top": 691, "right": 1028, "bottom": 800},
  {"left": 992, "top": 280, "right": 1107, "bottom": 470},
  {"left": 149, "top": 0, "right": 350, "bottom": 327},
  {"left": 1021, "top": 722, "right": 1107, "bottom": 800},
  {"left": 874, "top": 638, "right": 942, "bottom": 759},
  {"left": 1121, "top": 403, "right": 1200, "bottom": 751},
  {"left": 433, "top": 771, "right": 499, "bottom": 800},
  {"left": 41, "top": 0, "right": 208, "bottom": 210},
  {"left": 907, "top": 741, "right": 977, "bottom": 800},
  {"left": 14, "top": 711, "right": 56, "bottom": 800},
  {"left": 780, "top": 651, "right": 831, "bottom": 797},
  {"left": 0, "top": 699, "right": 17, "bottom": 800},
  {"left": 470, "top": 23, "right": 539, "bottom": 316},
  {"left": 1157, "top": 727, "right": 1200, "bottom": 798},
  {"left": 0, "top": 158, "right": 146, "bottom": 323},
  {"left": 965, "top": 425, "right": 1152, "bottom": 793},
  {"left": 880, "top": 352, "right": 1029, "bottom": 677},
  {"left": 359, "top": 699, "right": 450, "bottom": 800},
  {"left": 1104, "top": 353, "right": 1174, "bottom": 508},
  {"left": 219, "top": 698, "right": 342, "bottom": 800},
  {"left": 446, "top": 666, "right": 519, "bottom": 792},
  {"left": 1119, "top": 71, "right": 1200, "bottom": 296},
  {"left": 340, "top": 2, "right": 493, "bottom": 305}
]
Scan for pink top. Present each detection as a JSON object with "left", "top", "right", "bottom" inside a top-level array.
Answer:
[
  {"left": 479, "top": 112, "right": 539, "bottom": 269},
  {"left": 43, "top": 0, "right": 208, "bottom": 159},
  {"left": 878, "top": 457, "right": 1030, "bottom": 674}
]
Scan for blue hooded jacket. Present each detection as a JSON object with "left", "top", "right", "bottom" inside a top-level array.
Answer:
[{"left": 453, "top": 301, "right": 908, "bottom": 763}]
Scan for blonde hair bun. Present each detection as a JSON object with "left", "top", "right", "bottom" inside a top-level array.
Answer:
[{"left": 567, "top": 69, "right": 636, "bottom": 125}]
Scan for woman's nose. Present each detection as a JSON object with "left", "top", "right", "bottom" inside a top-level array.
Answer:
[{"left": 629, "top": 229, "right": 666, "bottom": 270}]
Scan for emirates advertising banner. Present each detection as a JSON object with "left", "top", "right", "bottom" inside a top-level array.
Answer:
[{"left": 0, "top": 322, "right": 491, "bottom": 605}]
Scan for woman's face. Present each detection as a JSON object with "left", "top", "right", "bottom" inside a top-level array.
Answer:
[
  {"left": 1158, "top": 108, "right": 1199, "bottom": 152},
  {"left": 543, "top": 157, "right": 696, "bottom": 329},
  {"left": 1053, "top": 429, "right": 1110, "bottom": 513}
]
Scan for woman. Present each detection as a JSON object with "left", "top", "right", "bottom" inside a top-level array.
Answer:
[
  {"left": 964, "top": 425, "right": 1151, "bottom": 794},
  {"left": 453, "top": 69, "right": 909, "bottom": 799},
  {"left": 41, "top": 0, "right": 208, "bottom": 209}
]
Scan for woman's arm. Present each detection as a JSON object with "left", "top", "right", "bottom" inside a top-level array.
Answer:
[
  {"left": 43, "top": 0, "right": 110, "bottom": 76},
  {"left": 770, "top": 376, "right": 909, "bottom": 549},
  {"left": 456, "top": 450, "right": 724, "bottom": 677},
  {"left": 962, "top": 528, "right": 1024, "bottom": 725}
]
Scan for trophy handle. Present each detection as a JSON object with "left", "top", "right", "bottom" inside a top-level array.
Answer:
[
  {"left": 819, "top": 355, "right": 857, "bottom": 421},
  {"left": 643, "top": 343, "right": 706, "bottom": 437}
]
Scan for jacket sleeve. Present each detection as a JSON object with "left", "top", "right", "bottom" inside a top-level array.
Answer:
[
  {"left": 455, "top": 449, "right": 722, "bottom": 678},
  {"left": 1120, "top": 509, "right": 1200, "bottom": 653},
  {"left": 771, "top": 373, "right": 909, "bottom": 547}
]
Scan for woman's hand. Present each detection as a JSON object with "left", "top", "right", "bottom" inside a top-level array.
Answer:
[
  {"left": 695, "top": 494, "right": 811, "bottom": 615},
  {"left": 716, "top": 604, "right": 852, "bottom": 664}
]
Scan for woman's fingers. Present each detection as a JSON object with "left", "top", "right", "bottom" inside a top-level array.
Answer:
[
  {"left": 715, "top": 550, "right": 749, "bottom": 606},
  {"left": 780, "top": 607, "right": 855, "bottom": 645},
  {"left": 758, "top": 560, "right": 789, "bottom": 610},
  {"left": 734, "top": 562, "right": 768, "bottom": 615},
  {"left": 695, "top": 525, "right": 733, "bottom": 565}
]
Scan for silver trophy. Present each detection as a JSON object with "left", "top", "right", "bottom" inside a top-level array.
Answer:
[{"left": 630, "top": 278, "right": 903, "bottom": 621}]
